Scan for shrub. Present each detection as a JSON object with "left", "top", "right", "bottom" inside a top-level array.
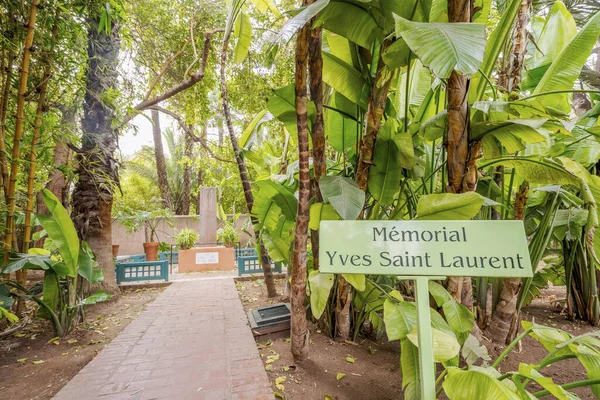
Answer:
[
  {"left": 175, "top": 228, "right": 198, "bottom": 250},
  {"left": 217, "top": 221, "right": 240, "bottom": 246}
]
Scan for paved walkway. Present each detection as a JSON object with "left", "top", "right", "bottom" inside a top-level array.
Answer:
[{"left": 54, "top": 279, "right": 272, "bottom": 400}]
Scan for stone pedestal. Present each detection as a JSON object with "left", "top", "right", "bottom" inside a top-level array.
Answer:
[
  {"left": 178, "top": 246, "right": 235, "bottom": 272},
  {"left": 198, "top": 187, "right": 217, "bottom": 244}
]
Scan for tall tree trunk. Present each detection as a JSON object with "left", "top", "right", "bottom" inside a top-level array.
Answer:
[
  {"left": 308, "top": 23, "right": 325, "bottom": 271},
  {"left": 151, "top": 109, "right": 173, "bottom": 210},
  {"left": 487, "top": 0, "right": 532, "bottom": 341},
  {"left": 3, "top": 0, "right": 40, "bottom": 267},
  {"left": 290, "top": 16, "right": 311, "bottom": 362},
  {"left": 175, "top": 126, "right": 192, "bottom": 215},
  {"left": 0, "top": 12, "right": 16, "bottom": 197},
  {"left": 488, "top": 181, "right": 528, "bottom": 343},
  {"left": 220, "top": 30, "right": 277, "bottom": 298},
  {"left": 71, "top": 16, "right": 121, "bottom": 295},
  {"left": 217, "top": 118, "right": 224, "bottom": 147},
  {"left": 337, "top": 41, "right": 393, "bottom": 340},
  {"left": 445, "top": 0, "right": 478, "bottom": 308},
  {"left": 37, "top": 105, "right": 73, "bottom": 216},
  {"left": 196, "top": 169, "right": 204, "bottom": 215},
  {"left": 355, "top": 41, "right": 394, "bottom": 190}
]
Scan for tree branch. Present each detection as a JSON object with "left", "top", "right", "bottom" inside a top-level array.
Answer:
[
  {"left": 148, "top": 106, "right": 233, "bottom": 164},
  {"left": 126, "top": 28, "right": 224, "bottom": 123}
]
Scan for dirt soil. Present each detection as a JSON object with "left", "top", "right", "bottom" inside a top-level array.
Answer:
[
  {"left": 489, "top": 285, "right": 596, "bottom": 399},
  {"left": 0, "top": 285, "right": 165, "bottom": 400},
  {"left": 236, "top": 279, "right": 598, "bottom": 399},
  {"left": 236, "top": 278, "right": 403, "bottom": 399}
]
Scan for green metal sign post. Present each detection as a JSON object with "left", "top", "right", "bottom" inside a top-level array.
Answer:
[{"left": 319, "top": 220, "right": 533, "bottom": 400}]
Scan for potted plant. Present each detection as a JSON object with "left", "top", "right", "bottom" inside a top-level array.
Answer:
[
  {"left": 117, "top": 208, "right": 174, "bottom": 261},
  {"left": 175, "top": 229, "right": 199, "bottom": 250},
  {"left": 217, "top": 221, "right": 239, "bottom": 247}
]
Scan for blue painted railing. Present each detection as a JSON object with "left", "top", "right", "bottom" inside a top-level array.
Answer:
[
  {"left": 237, "top": 256, "right": 283, "bottom": 276},
  {"left": 116, "top": 254, "right": 146, "bottom": 263},
  {"left": 116, "top": 260, "right": 169, "bottom": 284},
  {"left": 159, "top": 251, "right": 179, "bottom": 264},
  {"left": 235, "top": 248, "right": 256, "bottom": 259}
]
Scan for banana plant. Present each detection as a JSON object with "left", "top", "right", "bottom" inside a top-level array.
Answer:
[{"left": 1, "top": 190, "right": 108, "bottom": 337}]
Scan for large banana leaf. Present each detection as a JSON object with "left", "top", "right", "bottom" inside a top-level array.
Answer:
[
  {"left": 428, "top": 281, "right": 473, "bottom": 345},
  {"left": 415, "top": 192, "right": 485, "bottom": 220},
  {"left": 254, "top": 180, "right": 297, "bottom": 224},
  {"left": 309, "top": 203, "right": 341, "bottom": 231},
  {"left": 400, "top": 338, "right": 421, "bottom": 400},
  {"left": 368, "top": 119, "right": 402, "bottom": 205},
  {"left": 518, "top": 363, "right": 578, "bottom": 400},
  {"left": 239, "top": 109, "right": 273, "bottom": 150},
  {"left": 322, "top": 52, "right": 368, "bottom": 108},
  {"left": 472, "top": 119, "right": 547, "bottom": 154},
  {"left": 522, "top": 1, "right": 577, "bottom": 92},
  {"left": 342, "top": 274, "right": 365, "bottom": 291},
  {"left": 78, "top": 241, "right": 103, "bottom": 284},
  {"left": 319, "top": 176, "right": 365, "bottom": 220},
  {"left": 382, "top": 39, "right": 411, "bottom": 70},
  {"left": 406, "top": 326, "right": 460, "bottom": 362},
  {"left": 267, "top": 84, "right": 316, "bottom": 136},
  {"left": 533, "top": 11, "right": 600, "bottom": 112},
  {"left": 267, "top": 0, "right": 330, "bottom": 58},
  {"left": 324, "top": 32, "right": 354, "bottom": 65},
  {"left": 383, "top": 295, "right": 417, "bottom": 340},
  {"left": 443, "top": 367, "right": 522, "bottom": 400},
  {"left": 308, "top": 270, "right": 334, "bottom": 318},
  {"left": 469, "top": 0, "right": 522, "bottom": 102},
  {"left": 37, "top": 270, "right": 59, "bottom": 320},
  {"left": 478, "top": 156, "right": 581, "bottom": 187},
  {"left": 325, "top": 92, "right": 359, "bottom": 153},
  {"left": 262, "top": 217, "right": 294, "bottom": 263},
  {"left": 314, "top": 2, "right": 381, "bottom": 49},
  {"left": 248, "top": 0, "right": 280, "bottom": 16},
  {"left": 37, "top": 190, "right": 79, "bottom": 278},
  {"left": 394, "top": 16, "right": 486, "bottom": 78},
  {"left": 233, "top": 11, "right": 252, "bottom": 64}
]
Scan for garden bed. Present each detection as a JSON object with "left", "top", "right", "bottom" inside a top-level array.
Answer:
[
  {"left": 236, "top": 278, "right": 596, "bottom": 399},
  {"left": 0, "top": 287, "right": 164, "bottom": 400}
]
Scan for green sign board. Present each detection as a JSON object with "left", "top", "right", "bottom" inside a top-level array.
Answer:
[
  {"left": 319, "top": 220, "right": 532, "bottom": 400},
  {"left": 319, "top": 220, "right": 533, "bottom": 278}
]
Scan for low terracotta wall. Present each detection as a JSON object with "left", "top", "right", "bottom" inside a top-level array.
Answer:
[
  {"left": 177, "top": 246, "right": 235, "bottom": 272},
  {"left": 112, "top": 214, "right": 253, "bottom": 256}
]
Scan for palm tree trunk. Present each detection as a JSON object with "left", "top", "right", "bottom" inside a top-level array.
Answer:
[
  {"left": 151, "top": 109, "right": 173, "bottom": 210},
  {"left": 445, "top": 0, "right": 477, "bottom": 308},
  {"left": 3, "top": 0, "right": 40, "bottom": 267},
  {"left": 308, "top": 24, "right": 325, "bottom": 271},
  {"left": 175, "top": 127, "right": 192, "bottom": 215},
  {"left": 220, "top": 33, "right": 277, "bottom": 298},
  {"left": 290, "top": 16, "right": 311, "bottom": 362},
  {"left": 71, "top": 16, "right": 121, "bottom": 295}
]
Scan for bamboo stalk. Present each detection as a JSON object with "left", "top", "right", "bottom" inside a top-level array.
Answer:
[
  {"left": 23, "top": 9, "right": 61, "bottom": 254},
  {"left": 4, "top": 0, "right": 41, "bottom": 266},
  {"left": 0, "top": 13, "right": 16, "bottom": 197}
]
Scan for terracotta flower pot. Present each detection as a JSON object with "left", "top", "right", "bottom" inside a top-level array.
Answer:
[
  {"left": 143, "top": 242, "right": 160, "bottom": 261},
  {"left": 112, "top": 244, "right": 120, "bottom": 257}
]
